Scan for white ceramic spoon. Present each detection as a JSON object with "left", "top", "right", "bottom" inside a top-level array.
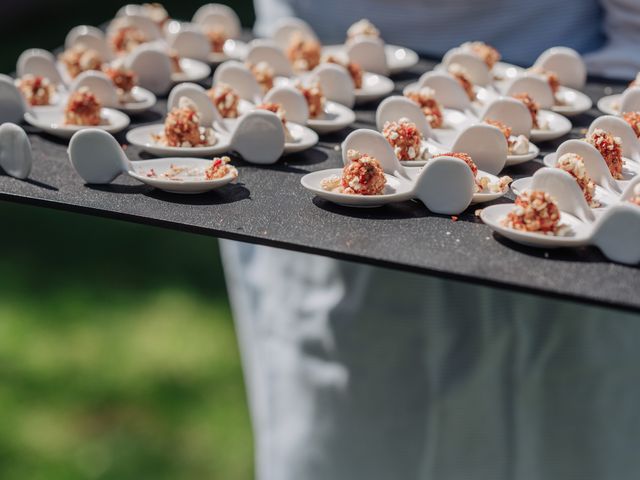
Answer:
[
  {"left": 24, "top": 107, "right": 130, "bottom": 140},
  {"left": 551, "top": 86, "right": 592, "bottom": 116},
  {"left": 167, "top": 83, "right": 319, "bottom": 157},
  {"left": 69, "top": 70, "right": 157, "bottom": 114},
  {"left": 482, "top": 168, "right": 640, "bottom": 264},
  {"left": 375, "top": 96, "right": 509, "bottom": 174},
  {"left": 0, "top": 75, "right": 27, "bottom": 124},
  {"left": 511, "top": 176, "right": 619, "bottom": 210},
  {"left": 354, "top": 72, "right": 394, "bottom": 104},
  {"left": 530, "top": 110, "right": 572, "bottom": 142},
  {"left": 302, "top": 129, "right": 481, "bottom": 213},
  {"left": 68, "top": 128, "right": 237, "bottom": 194},
  {"left": 503, "top": 75, "right": 573, "bottom": 141},
  {"left": 263, "top": 84, "right": 354, "bottom": 136},
  {"left": 171, "top": 57, "right": 211, "bottom": 83},
  {"left": 0, "top": 123, "right": 33, "bottom": 179},
  {"left": 321, "top": 43, "right": 419, "bottom": 75}
]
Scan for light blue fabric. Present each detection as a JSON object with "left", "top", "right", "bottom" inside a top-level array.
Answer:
[
  {"left": 254, "top": 0, "right": 640, "bottom": 78},
  {"left": 222, "top": 2, "right": 640, "bottom": 479},
  {"left": 222, "top": 242, "right": 640, "bottom": 480}
]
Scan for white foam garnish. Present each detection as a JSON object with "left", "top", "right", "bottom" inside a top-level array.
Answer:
[
  {"left": 178, "top": 96, "right": 199, "bottom": 112},
  {"left": 557, "top": 153, "right": 586, "bottom": 179},
  {"left": 510, "top": 135, "right": 530, "bottom": 155},
  {"left": 347, "top": 19, "right": 380, "bottom": 38},
  {"left": 418, "top": 86, "right": 436, "bottom": 98}
]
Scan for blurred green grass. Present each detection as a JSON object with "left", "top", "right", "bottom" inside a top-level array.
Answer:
[
  {"left": 0, "top": 201, "right": 253, "bottom": 480},
  {"left": 1, "top": 2, "right": 256, "bottom": 478}
]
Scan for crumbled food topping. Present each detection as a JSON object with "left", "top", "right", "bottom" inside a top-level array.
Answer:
[
  {"left": 153, "top": 97, "right": 216, "bottom": 147},
  {"left": 484, "top": 118, "right": 530, "bottom": 155},
  {"left": 404, "top": 87, "right": 444, "bottom": 128},
  {"left": 322, "top": 55, "right": 363, "bottom": 89},
  {"left": 587, "top": 128, "right": 624, "bottom": 179},
  {"left": 448, "top": 63, "right": 475, "bottom": 101},
  {"left": 256, "top": 102, "right": 287, "bottom": 124},
  {"left": 503, "top": 190, "right": 566, "bottom": 235},
  {"left": 103, "top": 65, "right": 137, "bottom": 98},
  {"left": 485, "top": 119, "right": 512, "bottom": 140},
  {"left": 512, "top": 92, "right": 541, "bottom": 129},
  {"left": 382, "top": 118, "right": 423, "bottom": 161},
  {"left": 160, "top": 164, "right": 188, "bottom": 180},
  {"left": 256, "top": 102, "right": 293, "bottom": 141},
  {"left": 64, "top": 87, "right": 102, "bottom": 126},
  {"left": 629, "top": 184, "right": 640, "bottom": 206},
  {"left": 109, "top": 25, "right": 147, "bottom": 55},
  {"left": 205, "top": 156, "right": 237, "bottom": 180},
  {"left": 510, "top": 135, "right": 530, "bottom": 155},
  {"left": 329, "top": 149, "right": 386, "bottom": 195},
  {"left": 59, "top": 45, "right": 103, "bottom": 79},
  {"left": 434, "top": 151, "right": 479, "bottom": 186},
  {"left": 461, "top": 41, "right": 501, "bottom": 69},
  {"left": 433, "top": 151, "right": 511, "bottom": 193},
  {"left": 205, "top": 25, "right": 228, "bottom": 53},
  {"left": 286, "top": 32, "right": 321, "bottom": 72},
  {"left": 346, "top": 19, "right": 380, "bottom": 40},
  {"left": 16, "top": 74, "right": 54, "bottom": 106},
  {"left": 295, "top": 81, "right": 325, "bottom": 119},
  {"left": 528, "top": 66, "right": 560, "bottom": 95},
  {"left": 168, "top": 49, "right": 183, "bottom": 74},
  {"left": 248, "top": 61, "right": 274, "bottom": 93},
  {"left": 146, "top": 168, "right": 157, "bottom": 177},
  {"left": 555, "top": 153, "right": 599, "bottom": 207},
  {"left": 320, "top": 175, "right": 342, "bottom": 191},
  {"left": 207, "top": 83, "right": 240, "bottom": 118},
  {"left": 141, "top": 3, "right": 169, "bottom": 27},
  {"left": 623, "top": 111, "right": 640, "bottom": 138}
]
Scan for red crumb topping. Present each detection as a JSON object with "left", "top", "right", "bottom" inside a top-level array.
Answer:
[
  {"left": 296, "top": 82, "right": 325, "bottom": 119},
  {"left": 205, "top": 156, "right": 234, "bottom": 180},
  {"left": 555, "top": 153, "right": 598, "bottom": 207},
  {"left": 623, "top": 111, "right": 640, "bottom": 138},
  {"left": 110, "top": 26, "right": 147, "bottom": 55},
  {"left": 59, "top": 45, "right": 103, "bottom": 79},
  {"left": 256, "top": 102, "right": 287, "bottom": 125},
  {"left": 405, "top": 88, "right": 444, "bottom": 128},
  {"left": 434, "top": 151, "right": 478, "bottom": 177},
  {"left": 141, "top": 3, "right": 169, "bottom": 27},
  {"left": 341, "top": 149, "right": 386, "bottom": 195},
  {"left": 587, "top": 128, "right": 624, "bottom": 179},
  {"left": 103, "top": 66, "right": 137, "bottom": 94},
  {"left": 155, "top": 99, "right": 214, "bottom": 147},
  {"left": 287, "top": 32, "right": 321, "bottom": 72},
  {"left": 484, "top": 119, "right": 512, "bottom": 141},
  {"left": 64, "top": 87, "right": 102, "bottom": 126},
  {"left": 512, "top": 92, "right": 540, "bottom": 129},
  {"left": 206, "top": 25, "right": 228, "bottom": 53},
  {"left": 382, "top": 119, "right": 423, "bottom": 161},
  {"left": 503, "top": 190, "right": 562, "bottom": 234},
  {"left": 323, "top": 55, "right": 363, "bottom": 89},
  {"left": 448, "top": 64, "right": 475, "bottom": 101},
  {"left": 16, "top": 74, "right": 54, "bottom": 106},
  {"left": 168, "top": 50, "right": 182, "bottom": 74},
  {"left": 464, "top": 42, "right": 501, "bottom": 69},
  {"left": 248, "top": 62, "right": 274, "bottom": 93},
  {"left": 208, "top": 83, "right": 240, "bottom": 118},
  {"left": 529, "top": 67, "right": 560, "bottom": 94}
]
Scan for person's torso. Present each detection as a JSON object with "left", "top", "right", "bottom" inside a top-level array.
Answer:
[{"left": 254, "top": 0, "right": 605, "bottom": 65}]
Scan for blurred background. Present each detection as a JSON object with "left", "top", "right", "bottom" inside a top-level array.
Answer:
[{"left": 0, "top": 1, "right": 256, "bottom": 479}]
